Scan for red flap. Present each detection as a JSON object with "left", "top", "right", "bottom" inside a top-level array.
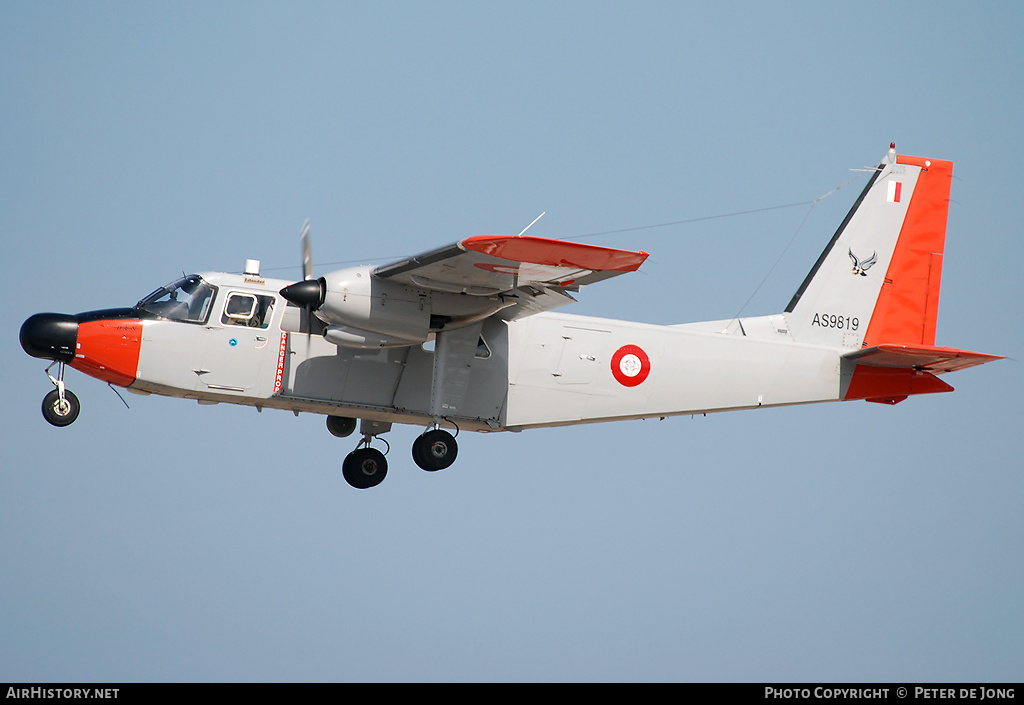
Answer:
[{"left": 460, "top": 236, "right": 648, "bottom": 272}]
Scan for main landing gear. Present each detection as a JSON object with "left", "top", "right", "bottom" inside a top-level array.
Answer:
[
  {"left": 332, "top": 326, "right": 470, "bottom": 488},
  {"left": 411, "top": 427, "right": 458, "bottom": 472},
  {"left": 40, "top": 362, "right": 80, "bottom": 427},
  {"left": 328, "top": 415, "right": 460, "bottom": 489},
  {"left": 342, "top": 444, "right": 389, "bottom": 490},
  {"left": 336, "top": 418, "right": 391, "bottom": 489}
]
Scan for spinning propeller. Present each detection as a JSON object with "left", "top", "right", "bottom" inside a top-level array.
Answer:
[{"left": 280, "top": 219, "right": 326, "bottom": 329}]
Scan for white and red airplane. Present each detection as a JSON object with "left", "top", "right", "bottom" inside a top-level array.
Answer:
[{"left": 20, "top": 146, "right": 1001, "bottom": 488}]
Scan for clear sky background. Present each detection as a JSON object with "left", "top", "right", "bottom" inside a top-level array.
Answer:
[{"left": 2, "top": 2, "right": 1021, "bottom": 682}]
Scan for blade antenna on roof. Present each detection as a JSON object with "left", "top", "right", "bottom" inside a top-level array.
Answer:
[{"left": 517, "top": 212, "right": 545, "bottom": 237}]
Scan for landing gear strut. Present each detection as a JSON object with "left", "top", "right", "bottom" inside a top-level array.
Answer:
[
  {"left": 41, "top": 361, "right": 80, "bottom": 427},
  {"left": 410, "top": 326, "right": 472, "bottom": 474}
]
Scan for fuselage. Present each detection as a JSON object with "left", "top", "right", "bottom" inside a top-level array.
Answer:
[{"left": 21, "top": 268, "right": 854, "bottom": 434}]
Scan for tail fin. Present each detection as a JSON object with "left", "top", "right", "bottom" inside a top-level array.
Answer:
[
  {"left": 785, "top": 146, "right": 952, "bottom": 349},
  {"left": 785, "top": 145, "right": 1002, "bottom": 404}
]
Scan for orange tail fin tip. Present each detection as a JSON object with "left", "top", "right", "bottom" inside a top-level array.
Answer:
[{"left": 862, "top": 155, "right": 953, "bottom": 348}]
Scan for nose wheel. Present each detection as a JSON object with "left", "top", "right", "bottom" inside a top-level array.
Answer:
[
  {"left": 42, "top": 388, "right": 80, "bottom": 427},
  {"left": 40, "top": 361, "right": 80, "bottom": 427}
]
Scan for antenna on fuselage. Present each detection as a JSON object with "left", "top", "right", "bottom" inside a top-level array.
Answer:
[{"left": 517, "top": 212, "right": 545, "bottom": 237}]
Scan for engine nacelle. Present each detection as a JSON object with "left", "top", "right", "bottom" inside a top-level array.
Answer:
[
  {"left": 281, "top": 264, "right": 517, "bottom": 348},
  {"left": 317, "top": 265, "right": 430, "bottom": 344}
]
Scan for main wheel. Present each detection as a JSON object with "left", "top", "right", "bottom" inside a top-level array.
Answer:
[
  {"left": 42, "top": 389, "right": 80, "bottom": 427},
  {"left": 342, "top": 447, "right": 388, "bottom": 489},
  {"left": 412, "top": 429, "right": 458, "bottom": 472}
]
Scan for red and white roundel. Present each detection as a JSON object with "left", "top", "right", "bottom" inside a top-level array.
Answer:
[{"left": 611, "top": 344, "right": 650, "bottom": 387}]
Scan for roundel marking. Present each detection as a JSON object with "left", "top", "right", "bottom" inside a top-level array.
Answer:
[
  {"left": 229, "top": 338, "right": 238, "bottom": 347},
  {"left": 611, "top": 344, "right": 650, "bottom": 387}
]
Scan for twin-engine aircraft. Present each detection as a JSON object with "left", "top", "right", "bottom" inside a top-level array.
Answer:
[{"left": 20, "top": 146, "right": 1001, "bottom": 488}]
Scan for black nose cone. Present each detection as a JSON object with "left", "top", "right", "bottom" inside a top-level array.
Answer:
[{"left": 20, "top": 313, "right": 78, "bottom": 361}]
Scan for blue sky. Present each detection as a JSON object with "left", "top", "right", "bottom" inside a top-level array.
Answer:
[{"left": 2, "top": 2, "right": 1021, "bottom": 682}]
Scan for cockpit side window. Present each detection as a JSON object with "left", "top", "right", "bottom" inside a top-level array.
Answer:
[
  {"left": 136, "top": 275, "right": 217, "bottom": 324},
  {"left": 222, "top": 292, "right": 276, "bottom": 328}
]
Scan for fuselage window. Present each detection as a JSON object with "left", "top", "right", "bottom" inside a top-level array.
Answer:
[{"left": 222, "top": 293, "right": 276, "bottom": 328}]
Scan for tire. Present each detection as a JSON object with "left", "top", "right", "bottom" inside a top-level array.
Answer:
[
  {"left": 42, "top": 389, "right": 80, "bottom": 427},
  {"left": 342, "top": 448, "right": 388, "bottom": 489},
  {"left": 411, "top": 429, "right": 458, "bottom": 472}
]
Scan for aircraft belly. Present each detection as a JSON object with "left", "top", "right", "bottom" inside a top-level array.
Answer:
[{"left": 505, "top": 314, "right": 842, "bottom": 428}]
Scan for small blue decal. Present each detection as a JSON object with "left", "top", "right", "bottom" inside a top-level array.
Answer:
[{"left": 229, "top": 338, "right": 238, "bottom": 347}]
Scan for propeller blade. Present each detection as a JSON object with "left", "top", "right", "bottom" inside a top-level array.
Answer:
[
  {"left": 280, "top": 219, "right": 324, "bottom": 345},
  {"left": 301, "top": 219, "right": 313, "bottom": 281}
]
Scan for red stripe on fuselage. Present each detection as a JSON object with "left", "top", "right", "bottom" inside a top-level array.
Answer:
[{"left": 69, "top": 319, "right": 143, "bottom": 387}]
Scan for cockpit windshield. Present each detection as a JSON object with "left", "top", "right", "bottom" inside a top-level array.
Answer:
[{"left": 136, "top": 275, "right": 217, "bottom": 323}]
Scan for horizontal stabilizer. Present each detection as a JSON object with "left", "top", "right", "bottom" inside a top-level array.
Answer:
[
  {"left": 843, "top": 344, "right": 1003, "bottom": 374},
  {"left": 842, "top": 365, "right": 953, "bottom": 405}
]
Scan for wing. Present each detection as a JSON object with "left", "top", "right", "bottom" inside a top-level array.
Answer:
[{"left": 374, "top": 235, "right": 649, "bottom": 319}]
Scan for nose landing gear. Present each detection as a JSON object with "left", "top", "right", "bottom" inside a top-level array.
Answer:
[{"left": 41, "top": 362, "right": 80, "bottom": 427}]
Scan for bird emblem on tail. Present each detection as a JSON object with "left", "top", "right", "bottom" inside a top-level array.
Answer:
[{"left": 849, "top": 248, "right": 878, "bottom": 276}]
